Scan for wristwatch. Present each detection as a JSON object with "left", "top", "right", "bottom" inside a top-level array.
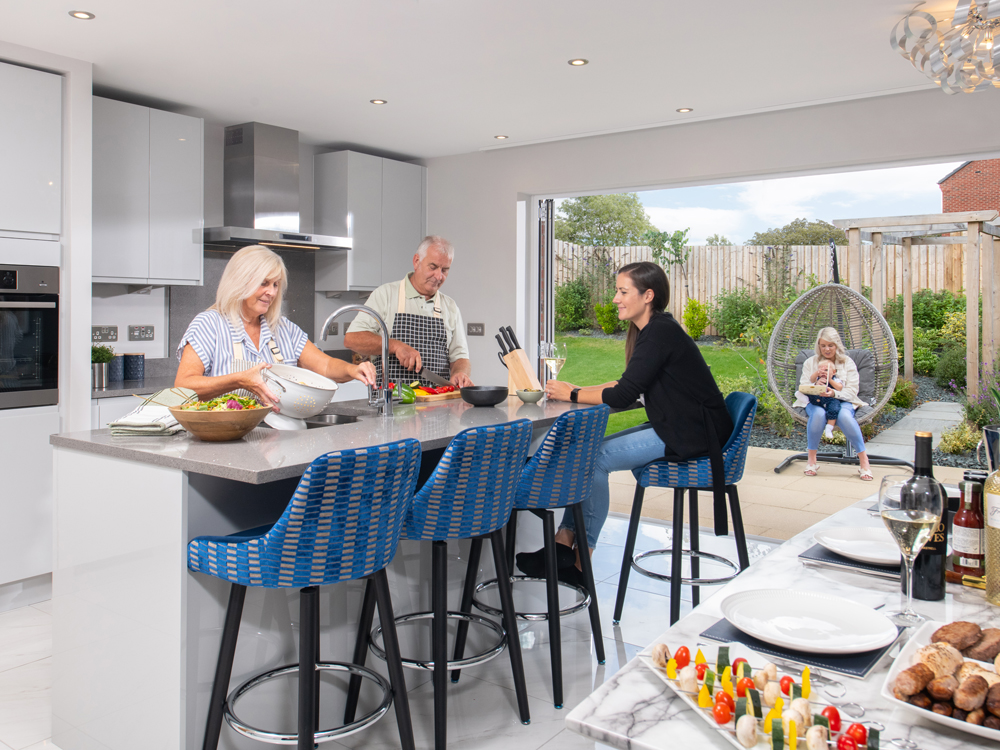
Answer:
[{"left": 570, "top": 388, "right": 581, "bottom": 403}]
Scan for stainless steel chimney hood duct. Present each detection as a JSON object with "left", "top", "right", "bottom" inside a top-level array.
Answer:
[{"left": 203, "top": 122, "right": 351, "bottom": 251}]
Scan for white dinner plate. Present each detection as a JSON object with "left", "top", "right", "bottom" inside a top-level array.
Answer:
[
  {"left": 881, "top": 620, "right": 1000, "bottom": 742},
  {"left": 814, "top": 526, "right": 901, "bottom": 566},
  {"left": 720, "top": 589, "right": 898, "bottom": 654}
]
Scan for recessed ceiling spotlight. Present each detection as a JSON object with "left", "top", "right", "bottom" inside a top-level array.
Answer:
[
  {"left": 370, "top": 99, "right": 387, "bottom": 105},
  {"left": 69, "top": 10, "right": 95, "bottom": 19},
  {"left": 676, "top": 107, "right": 693, "bottom": 113},
  {"left": 568, "top": 59, "right": 589, "bottom": 66},
  {"left": 494, "top": 135, "right": 508, "bottom": 140}
]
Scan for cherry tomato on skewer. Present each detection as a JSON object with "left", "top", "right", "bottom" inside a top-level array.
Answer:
[
  {"left": 736, "top": 677, "right": 755, "bottom": 698},
  {"left": 821, "top": 705, "right": 841, "bottom": 732},
  {"left": 714, "top": 691, "right": 734, "bottom": 711},
  {"left": 674, "top": 646, "right": 691, "bottom": 669},
  {"left": 844, "top": 723, "right": 867, "bottom": 747},
  {"left": 713, "top": 701, "right": 732, "bottom": 725},
  {"left": 836, "top": 736, "right": 858, "bottom": 750},
  {"left": 779, "top": 675, "right": 795, "bottom": 695},
  {"left": 695, "top": 662, "right": 708, "bottom": 680}
]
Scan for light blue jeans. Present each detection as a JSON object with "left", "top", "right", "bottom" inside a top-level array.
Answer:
[
  {"left": 559, "top": 423, "right": 666, "bottom": 549},
  {"left": 806, "top": 401, "right": 866, "bottom": 453}
]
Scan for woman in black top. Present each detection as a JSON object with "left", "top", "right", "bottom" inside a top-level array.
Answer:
[{"left": 521, "top": 262, "right": 732, "bottom": 583}]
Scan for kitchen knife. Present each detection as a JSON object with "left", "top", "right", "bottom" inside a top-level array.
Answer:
[
  {"left": 496, "top": 333, "right": 508, "bottom": 356},
  {"left": 420, "top": 369, "right": 452, "bottom": 387},
  {"left": 505, "top": 326, "right": 521, "bottom": 350},
  {"left": 500, "top": 327, "right": 515, "bottom": 352}
]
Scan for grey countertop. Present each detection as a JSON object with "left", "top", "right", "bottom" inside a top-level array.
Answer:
[
  {"left": 52, "top": 396, "right": 584, "bottom": 484},
  {"left": 91, "top": 376, "right": 178, "bottom": 399}
]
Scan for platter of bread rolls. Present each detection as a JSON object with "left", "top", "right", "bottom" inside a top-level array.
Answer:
[{"left": 880, "top": 619, "right": 1000, "bottom": 740}]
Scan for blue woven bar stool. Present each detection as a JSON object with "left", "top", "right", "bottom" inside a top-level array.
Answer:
[
  {"left": 347, "top": 420, "right": 533, "bottom": 750},
  {"left": 613, "top": 392, "right": 757, "bottom": 626},
  {"left": 188, "top": 438, "right": 421, "bottom": 750},
  {"left": 454, "top": 405, "right": 610, "bottom": 709}
]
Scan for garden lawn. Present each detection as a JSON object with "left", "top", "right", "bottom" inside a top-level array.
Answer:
[{"left": 555, "top": 335, "right": 759, "bottom": 435}]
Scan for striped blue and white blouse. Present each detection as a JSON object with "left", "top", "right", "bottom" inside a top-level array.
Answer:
[{"left": 176, "top": 310, "right": 309, "bottom": 376}]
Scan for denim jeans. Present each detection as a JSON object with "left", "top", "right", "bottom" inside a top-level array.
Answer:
[
  {"left": 806, "top": 401, "right": 865, "bottom": 453},
  {"left": 559, "top": 423, "right": 666, "bottom": 549}
]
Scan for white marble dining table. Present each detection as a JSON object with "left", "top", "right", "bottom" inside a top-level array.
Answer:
[{"left": 565, "top": 498, "right": 998, "bottom": 750}]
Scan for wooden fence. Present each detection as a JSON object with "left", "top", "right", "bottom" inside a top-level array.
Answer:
[{"left": 554, "top": 240, "right": 970, "bottom": 335}]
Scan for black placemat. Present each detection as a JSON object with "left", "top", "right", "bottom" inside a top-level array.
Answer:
[
  {"left": 799, "top": 543, "right": 900, "bottom": 580},
  {"left": 699, "top": 618, "right": 904, "bottom": 679}
]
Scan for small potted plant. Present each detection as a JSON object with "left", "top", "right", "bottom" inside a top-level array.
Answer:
[{"left": 92, "top": 344, "right": 115, "bottom": 389}]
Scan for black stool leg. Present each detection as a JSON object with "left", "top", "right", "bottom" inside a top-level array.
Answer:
[
  {"left": 203, "top": 583, "right": 246, "bottom": 750},
  {"left": 670, "top": 489, "right": 685, "bottom": 625},
  {"left": 490, "top": 529, "right": 531, "bottom": 724},
  {"left": 689, "top": 489, "right": 700, "bottom": 608},
  {"left": 542, "top": 511, "right": 563, "bottom": 708},
  {"left": 451, "top": 537, "right": 483, "bottom": 683},
  {"left": 344, "top": 578, "right": 377, "bottom": 723},
  {"left": 572, "top": 503, "right": 605, "bottom": 664},
  {"left": 506, "top": 509, "right": 518, "bottom": 573},
  {"left": 298, "top": 586, "right": 318, "bottom": 750},
  {"left": 728, "top": 486, "right": 750, "bottom": 570},
  {"left": 372, "top": 568, "right": 415, "bottom": 750},
  {"left": 613, "top": 484, "right": 645, "bottom": 623},
  {"left": 432, "top": 540, "right": 448, "bottom": 749}
]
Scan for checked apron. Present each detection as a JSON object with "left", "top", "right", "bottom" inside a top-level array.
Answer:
[
  {"left": 373, "top": 279, "right": 451, "bottom": 390},
  {"left": 229, "top": 328, "right": 284, "bottom": 400}
]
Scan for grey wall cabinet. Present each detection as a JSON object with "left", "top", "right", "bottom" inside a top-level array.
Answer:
[
  {"left": 93, "top": 97, "right": 204, "bottom": 285},
  {"left": 0, "top": 61, "right": 62, "bottom": 237},
  {"left": 314, "top": 151, "right": 425, "bottom": 292}
]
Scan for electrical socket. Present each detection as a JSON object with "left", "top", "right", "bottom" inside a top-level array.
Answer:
[
  {"left": 92, "top": 326, "right": 118, "bottom": 342},
  {"left": 467, "top": 323, "right": 485, "bottom": 336},
  {"left": 326, "top": 322, "right": 339, "bottom": 335},
  {"left": 128, "top": 325, "right": 155, "bottom": 341}
]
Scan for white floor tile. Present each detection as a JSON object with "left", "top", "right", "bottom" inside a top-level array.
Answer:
[
  {"left": 0, "top": 657, "right": 51, "bottom": 750},
  {"left": 20, "top": 741, "right": 62, "bottom": 750},
  {"left": 28, "top": 602, "right": 51, "bottom": 616},
  {"left": 539, "top": 728, "right": 617, "bottom": 749},
  {"left": 0, "top": 608, "right": 51, "bottom": 676}
]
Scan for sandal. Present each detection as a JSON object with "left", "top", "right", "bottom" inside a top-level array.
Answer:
[
  {"left": 803, "top": 463, "right": 819, "bottom": 476},
  {"left": 859, "top": 467, "right": 874, "bottom": 481}
]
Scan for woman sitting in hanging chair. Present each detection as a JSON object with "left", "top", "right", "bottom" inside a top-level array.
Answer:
[{"left": 795, "top": 327, "right": 873, "bottom": 481}]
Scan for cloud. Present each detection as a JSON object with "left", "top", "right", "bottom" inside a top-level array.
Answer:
[{"left": 645, "top": 206, "right": 747, "bottom": 245}]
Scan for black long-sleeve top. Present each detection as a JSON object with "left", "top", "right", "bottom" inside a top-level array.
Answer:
[{"left": 602, "top": 312, "right": 733, "bottom": 462}]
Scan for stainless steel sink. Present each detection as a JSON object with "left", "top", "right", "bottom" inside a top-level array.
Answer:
[{"left": 303, "top": 413, "right": 360, "bottom": 427}]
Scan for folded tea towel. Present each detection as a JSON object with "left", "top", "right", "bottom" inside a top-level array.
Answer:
[{"left": 109, "top": 388, "right": 196, "bottom": 436}]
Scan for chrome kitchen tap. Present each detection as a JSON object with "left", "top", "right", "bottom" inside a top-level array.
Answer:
[{"left": 321, "top": 305, "right": 393, "bottom": 418}]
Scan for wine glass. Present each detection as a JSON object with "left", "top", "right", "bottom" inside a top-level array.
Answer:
[
  {"left": 539, "top": 341, "right": 568, "bottom": 380},
  {"left": 878, "top": 472, "right": 944, "bottom": 626}
]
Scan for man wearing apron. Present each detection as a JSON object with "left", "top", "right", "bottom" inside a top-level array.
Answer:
[{"left": 344, "top": 236, "right": 473, "bottom": 390}]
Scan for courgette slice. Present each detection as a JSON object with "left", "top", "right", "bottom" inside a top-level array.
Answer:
[
  {"left": 867, "top": 727, "right": 880, "bottom": 750},
  {"left": 791, "top": 683, "right": 802, "bottom": 701},
  {"left": 717, "top": 646, "right": 730, "bottom": 673},
  {"left": 813, "top": 714, "right": 829, "bottom": 730},
  {"left": 770, "top": 723, "right": 783, "bottom": 750},
  {"left": 747, "top": 687, "right": 761, "bottom": 717},
  {"left": 735, "top": 696, "right": 747, "bottom": 722}
]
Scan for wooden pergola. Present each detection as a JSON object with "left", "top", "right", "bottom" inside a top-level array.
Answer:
[{"left": 832, "top": 211, "right": 1000, "bottom": 398}]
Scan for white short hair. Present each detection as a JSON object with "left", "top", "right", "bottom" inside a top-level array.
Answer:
[
  {"left": 417, "top": 235, "right": 454, "bottom": 261},
  {"left": 210, "top": 245, "right": 287, "bottom": 330}
]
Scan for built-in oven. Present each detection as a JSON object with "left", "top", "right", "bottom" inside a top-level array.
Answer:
[{"left": 0, "top": 264, "right": 59, "bottom": 409}]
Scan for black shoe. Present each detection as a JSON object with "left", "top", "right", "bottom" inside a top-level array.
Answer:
[
  {"left": 515, "top": 544, "right": 576, "bottom": 578},
  {"left": 557, "top": 565, "right": 585, "bottom": 588}
]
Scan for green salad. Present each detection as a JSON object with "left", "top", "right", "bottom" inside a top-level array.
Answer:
[{"left": 183, "top": 394, "right": 262, "bottom": 411}]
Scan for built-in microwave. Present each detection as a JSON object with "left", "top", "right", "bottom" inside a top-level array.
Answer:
[{"left": 0, "top": 264, "right": 58, "bottom": 409}]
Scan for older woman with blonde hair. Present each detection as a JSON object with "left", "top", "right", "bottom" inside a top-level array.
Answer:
[
  {"left": 175, "top": 245, "right": 375, "bottom": 408},
  {"left": 794, "top": 326, "right": 872, "bottom": 480}
]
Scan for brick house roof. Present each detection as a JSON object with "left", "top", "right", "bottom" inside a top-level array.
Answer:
[{"left": 938, "top": 159, "right": 1000, "bottom": 213}]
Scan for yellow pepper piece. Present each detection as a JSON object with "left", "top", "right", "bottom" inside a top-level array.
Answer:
[
  {"left": 666, "top": 658, "right": 677, "bottom": 680},
  {"left": 764, "top": 705, "right": 780, "bottom": 734},
  {"left": 698, "top": 685, "right": 712, "bottom": 708},
  {"left": 722, "top": 666, "right": 732, "bottom": 682},
  {"left": 789, "top": 719, "right": 797, "bottom": 750},
  {"left": 801, "top": 667, "right": 811, "bottom": 699},
  {"left": 721, "top": 666, "right": 733, "bottom": 698},
  {"left": 695, "top": 648, "right": 707, "bottom": 665}
]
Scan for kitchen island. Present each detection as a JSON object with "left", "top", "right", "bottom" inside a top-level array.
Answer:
[{"left": 49, "top": 396, "right": 581, "bottom": 750}]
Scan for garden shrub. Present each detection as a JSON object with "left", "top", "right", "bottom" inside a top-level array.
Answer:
[
  {"left": 710, "top": 288, "right": 764, "bottom": 342},
  {"left": 912, "top": 347, "right": 939, "bottom": 376},
  {"left": 555, "top": 279, "right": 591, "bottom": 331},
  {"left": 912, "top": 327, "right": 942, "bottom": 352},
  {"left": 961, "top": 360, "right": 1000, "bottom": 427},
  {"left": 884, "top": 289, "right": 965, "bottom": 330},
  {"left": 939, "top": 310, "right": 966, "bottom": 348},
  {"left": 594, "top": 302, "right": 625, "bottom": 335},
  {"left": 714, "top": 373, "right": 794, "bottom": 437},
  {"left": 934, "top": 345, "right": 967, "bottom": 388},
  {"left": 888, "top": 379, "right": 917, "bottom": 409},
  {"left": 939, "top": 421, "right": 981, "bottom": 455},
  {"left": 683, "top": 298, "right": 709, "bottom": 340}
]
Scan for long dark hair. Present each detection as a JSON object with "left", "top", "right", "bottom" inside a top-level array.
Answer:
[{"left": 619, "top": 261, "right": 670, "bottom": 363}]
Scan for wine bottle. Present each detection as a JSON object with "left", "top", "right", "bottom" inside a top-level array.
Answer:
[
  {"left": 903, "top": 432, "right": 947, "bottom": 601},
  {"left": 953, "top": 470, "right": 986, "bottom": 577},
  {"left": 985, "top": 465, "right": 1000, "bottom": 605}
]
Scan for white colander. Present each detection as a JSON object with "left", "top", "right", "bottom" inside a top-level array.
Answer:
[{"left": 261, "top": 364, "right": 338, "bottom": 419}]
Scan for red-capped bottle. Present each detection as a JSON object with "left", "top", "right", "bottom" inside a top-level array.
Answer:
[{"left": 953, "top": 470, "right": 986, "bottom": 577}]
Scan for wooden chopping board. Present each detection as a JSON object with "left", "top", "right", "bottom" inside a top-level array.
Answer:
[{"left": 414, "top": 390, "right": 463, "bottom": 402}]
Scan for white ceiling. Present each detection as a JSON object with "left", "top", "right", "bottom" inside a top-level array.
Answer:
[{"left": 0, "top": 0, "right": 964, "bottom": 159}]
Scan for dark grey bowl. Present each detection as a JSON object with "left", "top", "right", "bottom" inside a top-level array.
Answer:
[{"left": 460, "top": 386, "right": 509, "bottom": 407}]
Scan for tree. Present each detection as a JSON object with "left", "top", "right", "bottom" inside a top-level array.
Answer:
[
  {"left": 705, "top": 233, "right": 733, "bottom": 246},
  {"left": 748, "top": 218, "right": 847, "bottom": 246},
  {"left": 554, "top": 194, "right": 655, "bottom": 246},
  {"left": 644, "top": 227, "right": 692, "bottom": 296}
]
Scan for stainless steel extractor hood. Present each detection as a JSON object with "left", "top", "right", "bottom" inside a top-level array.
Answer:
[{"left": 203, "top": 122, "right": 351, "bottom": 251}]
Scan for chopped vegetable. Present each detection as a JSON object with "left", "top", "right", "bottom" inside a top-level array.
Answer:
[
  {"left": 732, "top": 657, "right": 749, "bottom": 678},
  {"left": 764, "top": 704, "right": 780, "bottom": 733},
  {"left": 713, "top": 701, "right": 732, "bottom": 725},
  {"left": 844, "top": 723, "right": 867, "bottom": 747},
  {"left": 836, "top": 735, "right": 857, "bottom": 750},
  {"left": 736, "top": 677, "right": 755, "bottom": 698},
  {"left": 716, "top": 646, "right": 730, "bottom": 674},
  {"left": 780, "top": 675, "right": 795, "bottom": 696},
  {"left": 674, "top": 646, "right": 691, "bottom": 669},
  {"left": 820, "top": 705, "right": 840, "bottom": 732},
  {"left": 735, "top": 696, "right": 748, "bottom": 722},
  {"left": 771, "top": 721, "right": 784, "bottom": 750},
  {"left": 715, "top": 690, "right": 735, "bottom": 712},
  {"left": 791, "top": 683, "right": 802, "bottom": 701},
  {"left": 704, "top": 669, "right": 716, "bottom": 693},
  {"left": 789, "top": 719, "right": 798, "bottom": 750},
  {"left": 694, "top": 648, "right": 707, "bottom": 666},
  {"left": 866, "top": 727, "right": 879, "bottom": 750},
  {"left": 697, "top": 685, "right": 712, "bottom": 708},
  {"left": 736, "top": 714, "right": 757, "bottom": 748},
  {"left": 801, "top": 666, "right": 811, "bottom": 699},
  {"left": 695, "top": 662, "right": 708, "bottom": 680},
  {"left": 183, "top": 394, "right": 262, "bottom": 411},
  {"left": 748, "top": 687, "right": 762, "bottom": 717},
  {"left": 666, "top": 658, "right": 677, "bottom": 680},
  {"left": 813, "top": 714, "right": 829, "bottom": 730}
]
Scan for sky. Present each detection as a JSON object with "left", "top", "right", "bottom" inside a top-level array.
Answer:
[{"left": 636, "top": 161, "right": 965, "bottom": 245}]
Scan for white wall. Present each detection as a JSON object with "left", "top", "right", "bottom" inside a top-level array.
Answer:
[
  {"left": 422, "top": 88, "right": 1000, "bottom": 389},
  {"left": 91, "top": 284, "right": 168, "bottom": 358}
]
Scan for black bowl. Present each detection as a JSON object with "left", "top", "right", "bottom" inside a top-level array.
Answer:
[{"left": 460, "top": 386, "right": 510, "bottom": 407}]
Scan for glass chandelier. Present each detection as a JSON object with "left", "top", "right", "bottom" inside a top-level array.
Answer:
[{"left": 891, "top": 0, "right": 1000, "bottom": 93}]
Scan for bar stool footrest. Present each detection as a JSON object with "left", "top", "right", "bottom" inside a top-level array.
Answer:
[
  {"left": 472, "top": 576, "right": 590, "bottom": 621},
  {"left": 631, "top": 548, "right": 740, "bottom": 586},
  {"left": 369, "top": 611, "right": 507, "bottom": 671},
  {"left": 225, "top": 662, "right": 392, "bottom": 745}
]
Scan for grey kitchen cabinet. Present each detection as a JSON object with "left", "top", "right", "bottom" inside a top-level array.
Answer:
[
  {"left": 0, "top": 61, "right": 62, "bottom": 237},
  {"left": 314, "top": 151, "right": 425, "bottom": 292},
  {"left": 93, "top": 97, "right": 204, "bottom": 285}
]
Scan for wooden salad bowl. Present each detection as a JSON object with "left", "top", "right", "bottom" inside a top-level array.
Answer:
[{"left": 168, "top": 405, "right": 272, "bottom": 441}]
